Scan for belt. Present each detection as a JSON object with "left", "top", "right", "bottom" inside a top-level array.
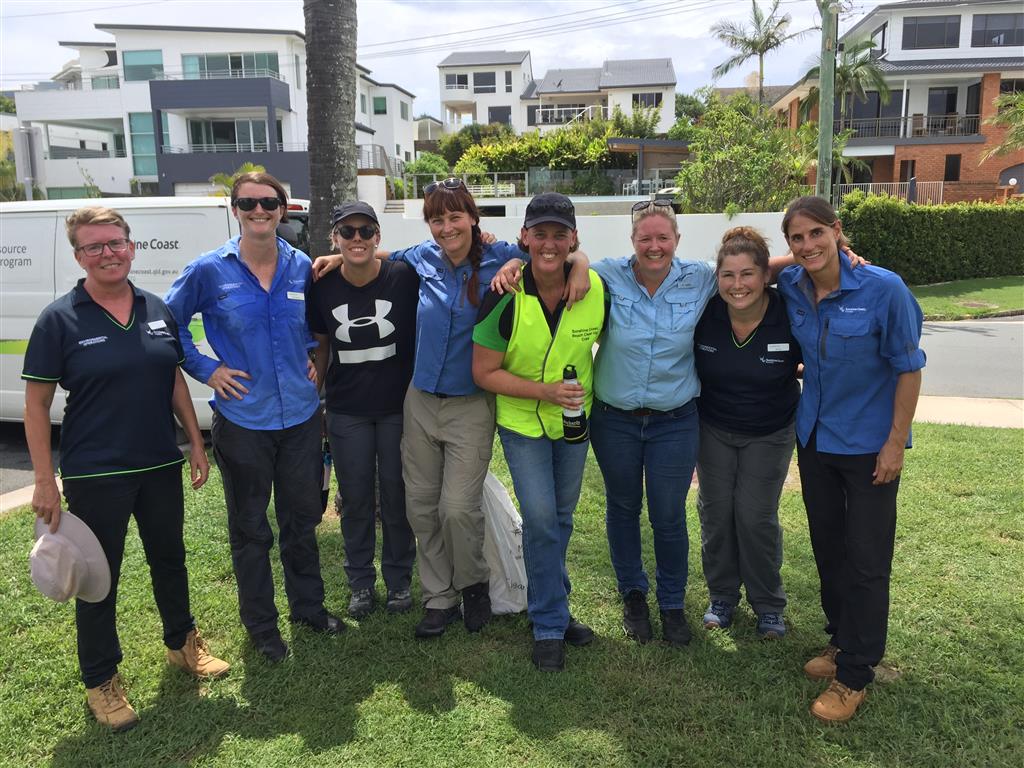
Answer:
[
  {"left": 602, "top": 400, "right": 692, "bottom": 418},
  {"left": 424, "top": 390, "right": 458, "bottom": 399}
]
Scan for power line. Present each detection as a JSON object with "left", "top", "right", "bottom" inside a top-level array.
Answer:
[{"left": 1, "top": 1, "right": 163, "bottom": 20}]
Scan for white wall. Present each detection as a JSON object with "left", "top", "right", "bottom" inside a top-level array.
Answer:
[
  {"left": 438, "top": 63, "right": 525, "bottom": 128},
  {"left": 606, "top": 87, "right": 675, "bottom": 132},
  {"left": 43, "top": 156, "right": 133, "bottom": 192},
  {"left": 869, "top": 4, "right": 1024, "bottom": 62},
  {"left": 357, "top": 174, "right": 388, "bottom": 212}
]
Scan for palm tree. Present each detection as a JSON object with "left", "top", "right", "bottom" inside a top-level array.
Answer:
[
  {"left": 208, "top": 161, "right": 267, "bottom": 196},
  {"left": 711, "top": 0, "right": 812, "bottom": 105},
  {"left": 304, "top": 0, "right": 358, "bottom": 257},
  {"left": 982, "top": 91, "right": 1024, "bottom": 162},
  {"left": 791, "top": 121, "right": 870, "bottom": 187},
  {"left": 800, "top": 39, "right": 891, "bottom": 131}
]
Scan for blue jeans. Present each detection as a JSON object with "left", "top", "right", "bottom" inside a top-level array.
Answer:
[
  {"left": 498, "top": 427, "right": 590, "bottom": 640},
  {"left": 590, "top": 399, "right": 699, "bottom": 610}
]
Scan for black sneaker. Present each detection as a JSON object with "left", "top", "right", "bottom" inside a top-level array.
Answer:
[
  {"left": 461, "top": 582, "right": 492, "bottom": 633},
  {"left": 290, "top": 612, "right": 346, "bottom": 635},
  {"left": 660, "top": 609, "right": 692, "bottom": 647},
  {"left": 414, "top": 606, "right": 461, "bottom": 639},
  {"left": 623, "top": 590, "right": 653, "bottom": 643},
  {"left": 532, "top": 639, "right": 566, "bottom": 672},
  {"left": 565, "top": 616, "right": 595, "bottom": 647},
  {"left": 385, "top": 589, "right": 413, "bottom": 614},
  {"left": 348, "top": 588, "right": 376, "bottom": 619},
  {"left": 250, "top": 628, "right": 289, "bottom": 662}
]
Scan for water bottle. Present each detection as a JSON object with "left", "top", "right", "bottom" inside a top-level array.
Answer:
[
  {"left": 562, "top": 364, "right": 589, "bottom": 443},
  {"left": 320, "top": 437, "right": 332, "bottom": 513}
]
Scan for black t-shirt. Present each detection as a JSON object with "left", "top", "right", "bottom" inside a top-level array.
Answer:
[
  {"left": 694, "top": 288, "right": 801, "bottom": 435},
  {"left": 21, "top": 280, "right": 186, "bottom": 479},
  {"left": 306, "top": 259, "right": 418, "bottom": 416}
]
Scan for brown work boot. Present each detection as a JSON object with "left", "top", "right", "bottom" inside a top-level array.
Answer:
[
  {"left": 810, "top": 680, "right": 866, "bottom": 723},
  {"left": 803, "top": 644, "right": 839, "bottom": 680},
  {"left": 85, "top": 674, "right": 139, "bottom": 732},
  {"left": 167, "top": 628, "right": 231, "bottom": 679}
]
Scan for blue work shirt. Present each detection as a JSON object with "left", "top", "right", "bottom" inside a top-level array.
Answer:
[
  {"left": 392, "top": 239, "right": 521, "bottom": 396},
  {"left": 593, "top": 257, "right": 717, "bottom": 411},
  {"left": 164, "top": 236, "right": 320, "bottom": 431},
  {"left": 778, "top": 254, "right": 926, "bottom": 455}
]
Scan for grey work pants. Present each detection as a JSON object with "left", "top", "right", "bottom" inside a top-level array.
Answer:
[
  {"left": 695, "top": 420, "right": 793, "bottom": 614},
  {"left": 402, "top": 386, "right": 494, "bottom": 609}
]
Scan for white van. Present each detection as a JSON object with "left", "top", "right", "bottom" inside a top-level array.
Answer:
[{"left": 0, "top": 196, "right": 308, "bottom": 430}]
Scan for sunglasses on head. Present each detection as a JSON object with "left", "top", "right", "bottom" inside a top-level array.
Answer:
[
  {"left": 335, "top": 224, "right": 378, "bottom": 240},
  {"left": 631, "top": 199, "right": 674, "bottom": 214},
  {"left": 423, "top": 177, "right": 467, "bottom": 196},
  {"left": 234, "top": 196, "right": 282, "bottom": 212}
]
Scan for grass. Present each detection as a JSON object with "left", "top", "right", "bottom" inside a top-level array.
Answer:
[
  {"left": 911, "top": 276, "right": 1024, "bottom": 320},
  {"left": 1, "top": 422, "right": 1022, "bottom": 768}
]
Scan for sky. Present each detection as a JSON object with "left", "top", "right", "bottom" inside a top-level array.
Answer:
[{"left": 0, "top": 0, "right": 891, "bottom": 114}]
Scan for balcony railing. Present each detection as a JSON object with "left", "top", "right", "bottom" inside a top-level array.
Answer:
[
  {"left": 357, "top": 144, "right": 405, "bottom": 176},
  {"left": 162, "top": 142, "right": 308, "bottom": 154},
  {"left": 833, "top": 181, "right": 945, "bottom": 206},
  {"left": 842, "top": 113, "right": 981, "bottom": 139},
  {"left": 44, "top": 147, "right": 127, "bottom": 159},
  {"left": 158, "top": 68, "right": 285, "bottom": 82},
  {"left": 443, "top": 83, "right": 470, "bottom": 91},
  {"left": 535, "top": 104, "right": 608, "bottom": 126}
]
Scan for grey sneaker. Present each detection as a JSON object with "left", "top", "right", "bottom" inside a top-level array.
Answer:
[
  {"left": 702, "top": 600, "right": 735, "bottom": 630},
  {"left": 756, "top": 612, "right": 786, "bottom": 639},
  {"left": 348, "top": 588, "right": 376, "bottom": 619},
  {"left": 386, "top": 589, "right": 413, "bottom": 614}
]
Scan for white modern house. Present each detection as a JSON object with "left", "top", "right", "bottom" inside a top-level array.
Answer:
[
  {"left": 438, "top": 52, "right": 676, "bottom": 135},
  {"left": 13, "top": 23, "right": 416, "bottom": 198}
]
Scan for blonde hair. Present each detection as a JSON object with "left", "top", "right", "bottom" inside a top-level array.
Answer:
[
  {"left": 717, "top": 226, "right": 770, "bottom": 273},
  {"left": 65, "top": 206, "right": 131, "bottom": 248},
  {"left": 631, "top": 203, "right": 678, "bottom": 237}
]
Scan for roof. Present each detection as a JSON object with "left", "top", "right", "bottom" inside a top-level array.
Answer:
[
  {"left": 58, "top": 40, "right": 113, "bottom": 48},
  {"left": 875, "top": 56, "right": 1024, "bottom": 74},
  {"left": 599, "top": 58, "right": 676, "bottom": 88},
  {"left": 520, "top": 79, "right": 538, "bottom": 99},
  {"left": 843, "top": 0, "right": 1022, "bottom": 41},
  {"left": 438, "top": 51, "right": 529, "bottom": 67},
  {"left": 355, "top": 122, "right": 375, "bottom": 135},
  {"left": 360, "top": 73, "right": 416, "bottom": 99},
  {"left": 714, "top": 85, "right": 791, "bottom": 103},
  {"left": 536, "top": 68, "right": 602, "bottom": 95},
  {"left": 414, "top": 115, "right": 443, "bottom": 124},
  {"left": 94, "top": 23, "right": 305, "bottom": 40}
]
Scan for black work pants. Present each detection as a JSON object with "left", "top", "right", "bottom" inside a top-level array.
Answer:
[
  {"left": 212, "top": 410, "right": 327, "bottom": 636},
  {"left": 797, "top": 430, "right": 899, "bottom": 691},
  {"left": 63, "top": 462, "right": 194, "bottom": 688}
]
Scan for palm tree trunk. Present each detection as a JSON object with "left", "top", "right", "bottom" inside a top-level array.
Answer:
[{"left": 304, "top": 0, "right": 358, "bottom": 257}]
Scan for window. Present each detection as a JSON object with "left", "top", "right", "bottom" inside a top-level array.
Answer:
[
  {"left": 944, "top": 154, "right": 961, "bottom": 182},
  {"left": 505, "top": 70, "right": 512, "bottom": 93},
  {"left": 488, "top": 106, "right": 511, "bottom": 125},
  {"left": 360, "top": 93, "right": 367, "bottom": 114},
  {"left": 122, "top": 50, "right": 163, "bottom": 81},
  {"left": 405, "top": 151, "right": 411, "bottom": 162},
  {"left": 91, "top": 75, "right": 119, "bottom": 90},
  {"left": 400, "top": 101, "right": 410, "bottom": 120},
  {"left": 1000, "top": 79, "right": 1024, "bottom": 96},
  {"left": 473, "top": 71, "right": 496, "bottom": 94},
  {"left": 902, "top": 16, "right": 960, "bottom": 49},
  {"left": 396, "top": 144, "right": 401, "bottom": 156},
  {"left": 445, "top": 73, "right": 468, "bottom": 90},
  {"left": 972, "top": 13, "right": 1023, "bottom": 47},
  {"left": 181, "top": 52, "right": 279, "bottom": 79},
  {"left": 527, "top": 105, "right": 538, "bottom": 126},
  {"left": 295, "top": 55, "right": 302, "bottom": 90},
  {"left": 632, "top": 92, "right": 663, "bottom": 108},
  {"left": 871, "top": 22, "right": 887, "bottom": 54},
  {"left": 128, "top": 112, "right": 168, "bottom": 176},
  {"left": 187, "top": 118, "right": 281, "bottom": 151},
  {"left": 373, "top": 96, "right": 387, "bottom": 115}
]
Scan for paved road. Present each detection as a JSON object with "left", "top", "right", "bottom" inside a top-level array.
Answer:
[
  {"left": 921, "top": 318, "right": 1024, "bottom": 399},
  {"left": 0, "top": 421, "right": 59, "bottom": 498}
]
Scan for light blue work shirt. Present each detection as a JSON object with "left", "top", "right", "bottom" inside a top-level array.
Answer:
[
  {"left": 164, "top": 236, "right": 320, "bottom": 431},
  {"left": 593, "top": 257, "right": 717, "bottom": 411},
  {"left": 778, "top": 253, "right": 926, "bottom": 455},
  {"left": 392, "top": 239, "right": 522, "bottom": 396}
]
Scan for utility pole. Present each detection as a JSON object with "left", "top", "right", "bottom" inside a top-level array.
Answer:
[{"left": 816, "top": 1, "right": 839, "bottom": 201}]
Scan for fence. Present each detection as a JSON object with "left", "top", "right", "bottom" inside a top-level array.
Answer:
[
  {"left": 833, "top": 181, "right": 944, "bottom": 207},
  {"left": 401, "top": 168, "right": 671, "bottom": 199},
  {"left": 842, "top": 113, "right": 981, "bottom": 140}
]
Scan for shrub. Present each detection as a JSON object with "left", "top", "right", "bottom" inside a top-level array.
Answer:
[
  {"left": 404, "top": 152, "right": 449, "bottom": 177},
  {"left": 838, "top": 191, "right": 1024, "bottom": 284}
]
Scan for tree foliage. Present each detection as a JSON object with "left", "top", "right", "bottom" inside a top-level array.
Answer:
[
  {"left": 610, "top": 105, "right": 661, "bottom": 139},
  {"left": 0, "top": 95, "right": 15, "bottom": 114},
  {"left": 800, "top": 39, "right": 890, "bottom": 128},
  {"left": 983, "top": 92, "right": 1024, "bottom": 161},
  {"left": 675, "top": 91, "right": 707, "bottom": 123},
  {"left": 208, "top": 161, "right": 268, "bottom": 195},
  {"left": 403, "top": 151, "right": 449, "bottom": 177},
  {"left": 437, "top": 122, "right": 516, "bottom": 167}
]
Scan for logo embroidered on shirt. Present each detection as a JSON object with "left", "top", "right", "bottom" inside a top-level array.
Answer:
[
  {"left": 698, "top": 344, "right": 717, "bottom": 353},
  {"left": 78, "top": 336, "right": 108, "bottom": 347},
  {"left": 760, "top": 356, "right": 785, "bottom": 365},
  {"left": 838, "top": 305, "right": 867, "bottom": 313},
  {"left": 218, "top": 282, "right": 242, "bottom": 291}
]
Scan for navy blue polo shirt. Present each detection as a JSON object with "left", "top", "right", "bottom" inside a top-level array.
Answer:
[
  {"left": 694, "top": 288, "right": 801, "bottom": 435},
  {"left": 22, "top": 279, "right": 186, "bottom": 479}
]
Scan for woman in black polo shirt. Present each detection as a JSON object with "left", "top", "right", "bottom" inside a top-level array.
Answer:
[
  {"left": 22, "top": 206, "right": 228, "bottom": 733},
  {"left": 693, "top": 227, "right": 801, "bottom": 639}
]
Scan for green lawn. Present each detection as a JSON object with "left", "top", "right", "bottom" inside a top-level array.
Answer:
[
  {"left": 1, "top": 423, "right": 1022, "bottom": 768},
  {"left": 911, "top": 276, "right": 1024, "bottom": 320}
]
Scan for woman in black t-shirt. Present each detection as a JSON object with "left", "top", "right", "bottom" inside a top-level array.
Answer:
[{"left": 693, "top": 227, "right": 801, "bottom": 640}]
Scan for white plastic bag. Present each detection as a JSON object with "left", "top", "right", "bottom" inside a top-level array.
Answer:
[{"left": 481, "top": 472, "right": 528, "bottom": 615}]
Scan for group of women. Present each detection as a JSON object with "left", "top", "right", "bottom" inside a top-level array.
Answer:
[{"left": 25, "top": 170, "right": 924, "bottom": 731}]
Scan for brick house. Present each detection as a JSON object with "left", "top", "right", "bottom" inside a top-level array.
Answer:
[{"left": 772, "top": 0, "right": 1024, "bottom": 203}]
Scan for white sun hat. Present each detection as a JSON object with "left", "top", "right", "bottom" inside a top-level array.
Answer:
[{"left": 30, "top": 511, "right": 111, "bottom": 603}]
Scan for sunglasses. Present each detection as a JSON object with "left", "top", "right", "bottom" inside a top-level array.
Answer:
[
  {"left": 631, "top": 199, "right": 675, "bottom": 214},
  {"left": 234, "top": 196, "right": 282, "bottom": 212},
  {"left": 423, "top": 177, "right": 467, "bottom": 195},
  {"left": 76, "top": 238, "right": 131, "bottom": 258},
  {"left": 335, "top": 224, "right": 378, "bottom": 240}
]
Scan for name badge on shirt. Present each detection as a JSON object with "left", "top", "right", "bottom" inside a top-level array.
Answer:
[
  {"left": 148, "top": 320, "right": 167, "bottom": 330},
  {"left": 287, "top": 291, "right": 304, "bottom": 301},
  {"left": 767, "top": 343, "right": 789, "bottom": 352}
]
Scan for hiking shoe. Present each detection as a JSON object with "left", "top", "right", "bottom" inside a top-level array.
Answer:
[
  {"left": 167, "top": 628, "right": 230, "bottom": 679},
  {"left": 414, "top": 606, "right": 461, "bottom": 639},
  {"left": 532, "top": 639, "right": 566, "bottom": 672},
  {"left": 622, "top": 590, "right": 653, "bottom": 643},
  {"left": 86, "top": 674, "right": 139, "bottom": 732},
  {"left": 461, "top": 582, "right": 492, "bottom": 633},
  {"left": 702, "top": 600, "right": 735, "bottom": 630},
  {"left": 250, "top": 628, "right": 289, "bottom": 662},
  {"left": 348, "top": 588, "right": 376, "bottom": 619},
  {"left": 291, "top": 612, "right": 346, "bottom": 635},
  {"left": 386, "top": 589, "right": 413, "bottom": 614},
  {"left": 565, "top": 616, "right": 595, "bottom": 646},
  {"left": 757, "top": 612, "right": 786, "bottom": 639},
  {"left": 811, "top": 680, "right": 866, "bottom": 723},
  {"left": 660, "top": 609, "right": 692, "bottom": 647},
  {"left": 804, "top": 644, "right": 839, "bottom": 681}
]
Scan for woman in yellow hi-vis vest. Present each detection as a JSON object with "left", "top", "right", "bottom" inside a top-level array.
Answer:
[{"left": 472, "top": 193, "right": 606, "bottom": 673}]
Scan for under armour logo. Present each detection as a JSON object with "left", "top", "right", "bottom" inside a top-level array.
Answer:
[{"left": 332, "top": 300, "right": 395, "bottom": 342}]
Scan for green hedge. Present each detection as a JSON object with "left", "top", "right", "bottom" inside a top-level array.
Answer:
[{"left": 839, "top": 191, "right": 1024, "bottom": 285}]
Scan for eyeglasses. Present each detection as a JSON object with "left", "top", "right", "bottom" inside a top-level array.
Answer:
[
  {"left": 631, "top": 199, "right": 675, "bottom": 215},
  {"left": 234, "top": 196, "right": 282, "bottom": 212},
  {"left": 423, "top": 177, "right": 467, "bottom": 196},
  {"left": 335, "top": 224, "right": 378, "bottom": 240},
  {"left": 75, "top": 238, "right": 131, "bottom": 257}
]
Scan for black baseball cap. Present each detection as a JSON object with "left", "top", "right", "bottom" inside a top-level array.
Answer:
[
  {"left": 331, "top": 201, "right": 379, "bottom": 227},
  {"left": 523, "top": 192, "right": 576, "bottom": 230}
]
